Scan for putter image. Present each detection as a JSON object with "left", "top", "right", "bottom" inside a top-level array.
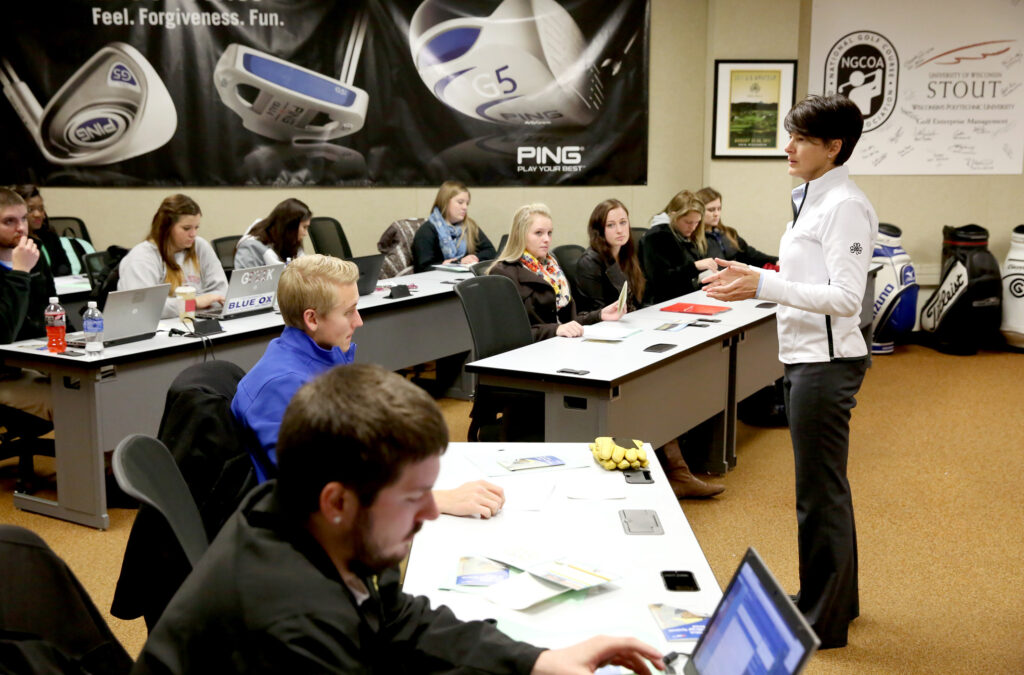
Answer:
[
  {"left": 0, "top": 42, "right": 177, "bottom": 166},
  {"left": 215, "top": 11, "right": 370, "bottom": 142},
  {"left": 409, "top": 0, "right": 603, "bottom": 127}
]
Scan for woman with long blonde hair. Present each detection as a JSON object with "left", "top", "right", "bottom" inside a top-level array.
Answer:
[
  {"left": 118, "top": 194, "right": 227, "bottom": 318},
  {"left": 412, "top": 180, "right": 497, "bottom": 272},
  {"left": 639, "top": 190, "right": 718, "bottom": 305},
  {"left": 695, "top": 186, "right": 777, "bottom": 267},
  {"left": 489, "top": 203, "right": 622, "bottom": 341}
]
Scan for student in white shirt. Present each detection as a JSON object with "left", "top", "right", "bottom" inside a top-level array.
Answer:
[
  {"left": 234, "top": 198, "right": 311, "bottom": 269},
  {"left": 118, "top": 194, "right": 227, "bottom": 319},
  {"left": 703, "top": 94, "right": 878, "bottom": 649}
]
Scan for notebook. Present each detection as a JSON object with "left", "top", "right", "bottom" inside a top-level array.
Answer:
[
  {"left": 673, "top": 547, "right": 819, "bottom": 675},
  {"left": 349, "top": 254, "right": 385, "bottom": 296},
  {"left": 66, "top": 284, "right": 169, "bottom": 348},
  {"left": 197, "top": 263, "right": 285, "bottom": 320}
]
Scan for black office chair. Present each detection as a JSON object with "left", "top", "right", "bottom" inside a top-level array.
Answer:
[
  {"left": 454, "top": 275, "right": 543, "bottom": 442},
  {"left": 552, "top": 244, "right": 586, "bottom": 296},
  {"left": 470, "top": 260, "right": 493, "bottom": 276},
  {"left": 48, "top": 216, "right": 91, "bottom": 244},
  {"left": 81, "top": 250, "right": 111, "bottom": 290},
  {"left": 0, "top": 525, "right": 133, "bottom": 674},
  {"left": 497, "top": 233, "right": 509, "bottom": 255},
  {"left": 111, "top": 360, "right": 255, "bottom": 630},
  {"left": 211, "top": 235, "right": 241, "bottom": 273},
  {"left": 308, "top": 216, "right": 353, "bottom": 259}
]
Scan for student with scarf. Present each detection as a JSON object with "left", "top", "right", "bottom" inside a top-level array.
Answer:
[
  {"left": 488, "top": 203, "right": 623, "bottom": 341},
  {"left": 412, "top": 180, "right": 497, "bottom": 272}
]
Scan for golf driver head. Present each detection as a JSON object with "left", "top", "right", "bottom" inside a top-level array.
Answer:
[
  {"left": 21, "top": 42, "right": 177, "bottom": 166},
  {"left": 214, "top": 44, "right": 369, "bottom": 142},
  {"left": 409, "top": 0, "right": 601, "bottom": 127}
]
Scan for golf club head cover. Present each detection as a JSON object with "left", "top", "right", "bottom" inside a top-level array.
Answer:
[
  {"left": 920, "top": 224, "right": 1002, "bottom": 355},
  {"left": 1001, "top": 224, "right": 1024, "bottom": 349},
  {"left": 870, "top": 223, "right": 918, "bottom": 354}
]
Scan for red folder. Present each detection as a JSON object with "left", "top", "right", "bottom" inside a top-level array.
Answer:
[{"left": 660, "top": 303, "right": 731, "bottom": 315}]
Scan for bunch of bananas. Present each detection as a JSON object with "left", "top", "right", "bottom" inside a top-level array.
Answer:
[{"left": 589, "top": 437, "right": 649, "bottom": 471}]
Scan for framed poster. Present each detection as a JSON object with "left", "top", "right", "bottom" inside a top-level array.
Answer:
[{"left": 712, "top": 60, "right": 797, "bottom": 159}]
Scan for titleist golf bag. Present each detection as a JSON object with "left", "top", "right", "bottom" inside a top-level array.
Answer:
[
  {"left": 871, "top": 223, "right": 918, "bottom": 354},
  {"left": 919, "top": 224, "right": 1002, "bottom": 355},
  {"left": 1001, "top": 225, "right": 1024, "bottom": 350}
]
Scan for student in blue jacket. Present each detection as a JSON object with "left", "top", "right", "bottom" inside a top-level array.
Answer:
[{"left": 232, "top": 254, "right": 504, "bottom": 518}]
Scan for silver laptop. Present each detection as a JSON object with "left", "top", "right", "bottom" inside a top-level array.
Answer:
[
  {"left": 197, "top": 262, "right": 285, "bottom": 320},
  {"left": 67, "top": 284, "right": 170, "bottom": 348},
  {"left": 671, "top": 548, "right": 819, "bottom": 675}
]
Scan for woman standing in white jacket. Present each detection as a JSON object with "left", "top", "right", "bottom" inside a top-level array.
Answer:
[{"left": 703, "top": 94, "right": 878, "bottom": 650}]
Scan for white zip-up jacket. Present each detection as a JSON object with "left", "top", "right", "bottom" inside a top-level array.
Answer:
[{"left": 756, "top": 165, "right": 878, "bottom": 364}]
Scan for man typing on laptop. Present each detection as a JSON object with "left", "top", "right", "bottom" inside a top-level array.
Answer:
[{"left": 231, "top": 254, "right": 506, "bottom": 519}]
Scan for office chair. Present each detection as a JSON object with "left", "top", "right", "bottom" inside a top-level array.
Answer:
[
  {"left": 377, "top": 217, "right": 423, "bottom": 278},
  {"left": 497, "top": 233, "right": 509, "bottom": 255},
  {"left": 113, "top": 434, "right": 208, "bottom": 569},
  {"left": 81, "top": 250, "right": 112, "bottom": 290},
  {"left": 552, "top": 244, "right": 586, "bottom": 297},
  {"left": 308, "top": 216, "right": 353, "bottom": 259},
  {"left": 0, "top": 405, "right": 55, "bottom": 494},
  {"left": 48, "top": 216, "right": 92, "bottom": 244},
  {"left": 470, "top": 259, "right": 493, "bottom": 276},
  {"left": 454, "top": 275, "right": 542, "bottom": 442},
  {"left": 111, "top": 360, "right": 255, "bottom": 630},
  {"left": 0, "top": 525, "right": 133, "bottom": 674},
  {"left": 211, "top": 235, "right": 241, "bottom": 273}
]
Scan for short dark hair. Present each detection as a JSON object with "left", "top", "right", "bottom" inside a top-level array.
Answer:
[
  {"left": 784, "top": 94, "right": 864, "bottom": 166},
  {"left": 275, "top": 364, "right": 449, "bottom": 519}
]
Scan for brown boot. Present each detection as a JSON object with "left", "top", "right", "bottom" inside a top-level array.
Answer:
[{"left": 659, "top": 439, "right": 725, "bottom": 499}]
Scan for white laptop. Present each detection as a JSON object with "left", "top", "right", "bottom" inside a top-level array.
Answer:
[
  {"left": 670, "top": 547, "right": 819, "bottom": 675},
  {"left": 197, "top": 263, "right": 285, "bottom": 320},
  {"left": 67, "top": 284, "right": 170, "bottom": 348}
]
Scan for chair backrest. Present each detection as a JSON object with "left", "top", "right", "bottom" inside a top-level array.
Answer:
[
  {"left": 497, "top": 233, "right": 509, "bottom": 255},
  {"left": 455, "top": 275, "right": 534, "bottom": 360},
  {"left": 470, "top": 260, "right": 493, "bottom": 276},
  {"left": 377, "top": 217, "right": 424, "bottom": 278},
  {"left": 308, "top": 216, "right": 353, "bottom": 259},
  {"left": 113, "top": 434, "right": 208, "bottom": 568},
  {"left": 81, "top": 250, "right": 112, "bottom": 289},
  {"left": 552, "top": 244, "right": 586, "bottom": 296},
  {"left": 212, "top": 235, "right": 241, "bottom": 270},
  {"left": 48, "top": 216, "right": 91, "bottom": 243}
]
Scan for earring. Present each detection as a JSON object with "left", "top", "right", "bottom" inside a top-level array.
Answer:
[{"left": 333, "top": 516, "right": 342, "bottom": 525}]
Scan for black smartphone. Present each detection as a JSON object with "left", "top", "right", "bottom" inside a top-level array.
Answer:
[
  {"left": 556, "top": 368, "right": 590, "bottom": 375},
  {"left": 661, "top": 570, "right": 700, "bottom": 592},
  {"left": 61, "top": 349, "right": 85, "bottom": 357},
  {"left": 643, "top": 343, "right": 675, "bottom": 353},
  {"left": 756, "top": 302, "right": 777, "bottom": 309}
]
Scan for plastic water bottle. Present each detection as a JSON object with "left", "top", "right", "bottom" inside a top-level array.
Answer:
[
  {"left": 44, "top": 296, "right": 66, "bottom": 353},
  {"left": 83, "top": 301, "right": 104, "bottom": 355}
]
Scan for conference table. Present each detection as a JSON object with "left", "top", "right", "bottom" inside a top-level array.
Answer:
[
  {"left": 466, "top": 292, "right": 783, "bottom": 475},
  {"left": 403, "top": 442, "right": 723, "bottom": 660},
  {"left": 0, "top": 270, "right": 473, "bottom": 529}
]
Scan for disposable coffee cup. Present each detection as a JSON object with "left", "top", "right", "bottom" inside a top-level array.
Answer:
[{"left": 175, "top": 286, "right": 197, "bottom": 321}]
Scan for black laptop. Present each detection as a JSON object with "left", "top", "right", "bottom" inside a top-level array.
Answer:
[
  {"left": 672, "top": 548, "right": 819, "bottom": 674},
  {"left": 348, "top": 254, "right": 385, "bottom": 296}
]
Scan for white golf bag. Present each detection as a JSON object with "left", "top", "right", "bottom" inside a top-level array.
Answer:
[
  {"left": 1001, "top": 225, "right": 1024, "bottom": 349},
  {"left": 870, "top": 223, "right": 918, "bottom": 354}
]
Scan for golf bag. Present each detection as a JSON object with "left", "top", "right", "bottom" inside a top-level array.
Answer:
[
  {"left": 870, "top": 223, "right": 918, "bottom": 354},
  {"left": 1001, "top": 225, "right": 1024, "bottom": 349},
  {"left": 919, "top": 224, "right": 1002, "bottom": 355}
]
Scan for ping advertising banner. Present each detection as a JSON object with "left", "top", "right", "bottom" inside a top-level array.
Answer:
[
  {"left": 0, "top": 0, "right": 649, "bottom": 187},
  {"left": 809, "top": 0, "right": 1024, "bottom": 175}
]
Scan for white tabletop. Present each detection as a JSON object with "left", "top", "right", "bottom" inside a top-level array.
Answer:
[
  {"left": 467, "top": 291, "right": 777, "bottom": 386},
  {"left": 403, "top": 442, "right": 722, "bottom": 655}
]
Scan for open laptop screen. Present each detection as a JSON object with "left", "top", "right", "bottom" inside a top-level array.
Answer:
[{"left": 687, "top": 548, "right": 818, "bottom": 675}]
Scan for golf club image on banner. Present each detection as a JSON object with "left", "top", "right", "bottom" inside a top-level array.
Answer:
[
  {"left": 0, "top": 42, "right": 176, "bottom": 166},
  {"left": 409, "top": 0, "right": 602, "bottom": 127},
  {"left": 214, "top": 11, "right": 370, "bottom": 142}
]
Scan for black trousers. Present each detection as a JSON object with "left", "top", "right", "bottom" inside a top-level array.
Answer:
[{"left": 783, "top": 357, "right": 868, "bottom": 647}]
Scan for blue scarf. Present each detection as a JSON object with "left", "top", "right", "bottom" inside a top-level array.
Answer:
[{"left": 429, "top": 207, "right": 467, "bottom": 261}]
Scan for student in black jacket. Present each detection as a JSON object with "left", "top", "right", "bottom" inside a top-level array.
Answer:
[
  {"left": 640, "top": 190, "right": 719, "bottom": 305},
  {"left": 12, "top": 184, "right": 77, "bottom": 277},
  {"left": 696, "top": 186, "right": 778, "bottom": 267},
  {"left": 488, "top": 203, "right": 623, "bottom": 341},
  {"left": 133, "top": 365, "right": 664, "bottom": 674},
  {"left": 412, "top": 180, "right": 497, "bottom": 272},
  {"left": 575, "top": 199, "right": 646, "bottom": 312}
]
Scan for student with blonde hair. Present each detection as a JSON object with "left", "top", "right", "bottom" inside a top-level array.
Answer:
[
  {"left": 412, "top": 180, "right": 497, "bottom": 272},
  {"left": 118, "top": 194, "right": 227, "bottom": 318},
  {"left": 640, "top": 190, "right": 719, "bottom": 305},
  {"left": 490, "top": 203, "right": 623, "bottom": 341},
  {"left": 233, "top": 254, "right": 504, "bottom": 518}
]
